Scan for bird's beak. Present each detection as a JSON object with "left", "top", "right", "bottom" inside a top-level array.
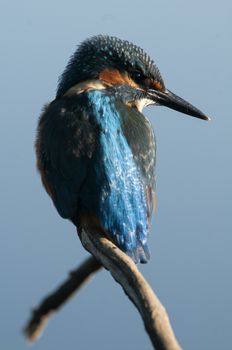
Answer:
[{"left": 147, "top": 89, "right": 210, "bottom": 121}]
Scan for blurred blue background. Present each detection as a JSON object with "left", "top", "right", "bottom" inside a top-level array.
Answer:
[{"left": 1, "top": 0, "right": 231, "bottom": 349}]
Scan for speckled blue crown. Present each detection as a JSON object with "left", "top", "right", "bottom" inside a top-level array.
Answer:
[{"left": 57, "top": 35, "right": 164, "bottom": 97}]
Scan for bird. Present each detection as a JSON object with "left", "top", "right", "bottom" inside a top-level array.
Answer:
[{"left": 36, "top": 35, "right": 209, "bottom": 264}]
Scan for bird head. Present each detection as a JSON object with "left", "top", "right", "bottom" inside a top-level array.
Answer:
[{"left": 57, "top": 35, "right": 209, "bottom": 120}]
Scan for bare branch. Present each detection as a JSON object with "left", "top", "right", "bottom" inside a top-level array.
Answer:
[
  {"left": 79, "top": 227, "right": 182, "bottom": 350},
  {"left": 24, "top": 256, "right": 101, "bottom": 342},
  {"left": 24, "top": 227, "right": 181, "bottom": 349}
]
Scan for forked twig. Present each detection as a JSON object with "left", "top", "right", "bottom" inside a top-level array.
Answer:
[{"left": 24, "top": 228, "right": 181, "bottom": 349}]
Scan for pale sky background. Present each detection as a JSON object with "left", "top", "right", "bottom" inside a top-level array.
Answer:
[{"left": 0, "top": 1, "right": 231, "bottom": 349}]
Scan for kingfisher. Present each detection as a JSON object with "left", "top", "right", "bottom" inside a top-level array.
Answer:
[{"left": 36, "top": 35, "right": 209, "bottom": 264}]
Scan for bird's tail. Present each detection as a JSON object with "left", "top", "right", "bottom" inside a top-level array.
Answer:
[
  {"left": 114, "top": 227, "right": 150, "bottom": 264},
  {"left": 127, "top": 240, "right": 150, "bottom": 264},
  {"left": 111, "top": 224, "right": 150, "bottom": 264}
]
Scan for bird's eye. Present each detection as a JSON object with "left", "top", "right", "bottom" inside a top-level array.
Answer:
[{"left": 131, "top": 70, "right": 146, "bottom": 83}]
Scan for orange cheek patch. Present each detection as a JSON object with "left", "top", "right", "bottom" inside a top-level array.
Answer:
[
  {"left": 151, "top": 80, "right": 165, "bottom": 91},
  {"left": 99, "top": 69, "right": 138, "bottom": 88}
]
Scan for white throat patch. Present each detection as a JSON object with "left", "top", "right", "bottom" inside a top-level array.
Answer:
[{"left": 135, "top": 98, "right": 155, "bottom": 112}]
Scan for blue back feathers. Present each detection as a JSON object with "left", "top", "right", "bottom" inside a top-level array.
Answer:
[{"left": 86, "top": 91, "right": 150, "bottom": 263}]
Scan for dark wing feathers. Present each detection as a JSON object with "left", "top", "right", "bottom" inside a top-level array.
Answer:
[
  {"left": 117, "top": 101, "right": 156, "bottom": 219},
  {"left": 36, "top": 96, "right": 97, "bottom": 219},
  {"left": 117, "top": 101, "right": 156, "bottom": 188}
]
